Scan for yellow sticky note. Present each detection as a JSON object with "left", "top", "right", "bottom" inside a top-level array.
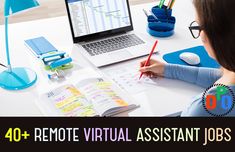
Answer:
[
  {"left": 55, "top": 96, "right": 78, "bottom": 108},
  {"left": 67, "top": 87, "right": 82, "bottom": 95},
  {"left": 115, "top": 99, "right": 128, "bottom": 106},
  {"left": 80, "top": 109, "right": 96, "bottom": 117},
  {"left": 96, "top": 82, "right": 112, "bottom": 88},
  {"left": 61, "top": 101, "right": 83, "bottom": 113}
]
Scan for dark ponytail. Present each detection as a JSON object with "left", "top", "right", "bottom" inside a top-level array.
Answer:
[{"left": 194, "top": 0, "right": 235, "bottom": 72}]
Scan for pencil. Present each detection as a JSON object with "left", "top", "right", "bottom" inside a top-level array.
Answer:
[
  {"left": 139, "top": 40, "right": 158, "bottom": 80},
  {"left": 143, "top": 9, "right": 149, "bottom": 18},
  {"left": 167, "top": 0, "right": 173, "bottom": 9},
  {"left": 169, "top": 0, "right": 176, "bottom": 9}
]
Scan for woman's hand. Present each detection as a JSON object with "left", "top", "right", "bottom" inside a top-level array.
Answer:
[{"left": 139, "top": 59, "right": 165, "bottom": 78}]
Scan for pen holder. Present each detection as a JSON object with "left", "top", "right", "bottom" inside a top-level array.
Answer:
[
  {"left": 147, "top": 5, "right": 176, "bottom": 37},
  {"left": 152, "top": 5, "right": 172, "bottom": 19}
]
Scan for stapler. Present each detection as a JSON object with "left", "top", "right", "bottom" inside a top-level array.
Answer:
[
  {"left": 41, "top": 51, "right": 72, "bottom": 69},
  {"left": 41, "top": 51, "right": 73, "bottom": 80},
  {"left": 25, "top": 36, "right": 73, "bottom": 80}
]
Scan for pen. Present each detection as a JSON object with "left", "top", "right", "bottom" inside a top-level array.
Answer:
[
  {"left": 139, "top": 40, "right": 158, "bottom": 80},
  {"left": 143, "top": 9, "right": 149, "bottom": 18},
  {"left": 159, "top": 0, "right": 165, "bottom": 8},
  {"left": 143, "top": 9, "right": 159, "bottom": 21},
  {"left": 149, "top": 10, "right": 159, "bottom": 21}
]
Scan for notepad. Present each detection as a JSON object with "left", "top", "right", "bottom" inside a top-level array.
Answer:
[
  {"left": 105, "top": 65, "right": 157, "bottom": 94},
  {"left": 39, "top": 68, "right": 138, "bottom": 117},
  {"left": 25, "top": 37, "right": 57, "bottom": 57}
]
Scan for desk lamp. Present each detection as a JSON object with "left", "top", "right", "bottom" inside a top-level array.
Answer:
[{"left": 0, "top": 0, "right": 39, "bottom": 90}]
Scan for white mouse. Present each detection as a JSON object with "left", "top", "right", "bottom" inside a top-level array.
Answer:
[{"left": 179, "top": 52, "right": 200, "bottom": 65}]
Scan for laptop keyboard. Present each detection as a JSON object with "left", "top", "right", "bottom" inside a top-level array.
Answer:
[{"left": 82, "top": 34, "right": 145, "bottom": 56}]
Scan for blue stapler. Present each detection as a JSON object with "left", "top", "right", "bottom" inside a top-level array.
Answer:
[
  {"left": 25, "top": 37, "right": 73, "bottom": 80},
  {"left": 40, "top": 51, "right": 72, "bottom": 69}
]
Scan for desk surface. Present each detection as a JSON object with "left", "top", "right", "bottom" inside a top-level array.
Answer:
[{"left": 0, "top": 0, "right": 204, "bottom": 116}]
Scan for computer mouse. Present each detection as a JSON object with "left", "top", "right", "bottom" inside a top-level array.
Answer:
[{"left": 179, "top": 52, "right": 200, "bottom": 65}]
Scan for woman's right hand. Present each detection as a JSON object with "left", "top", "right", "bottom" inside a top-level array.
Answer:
[{"left": 139, "top": 59, "right": 166, "bottom": 78}]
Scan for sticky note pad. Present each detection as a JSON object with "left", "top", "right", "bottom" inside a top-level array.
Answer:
[{"left": 25, "top": 37, "right": 57, "bottom": 56}]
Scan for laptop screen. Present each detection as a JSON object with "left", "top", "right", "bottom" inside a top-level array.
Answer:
[{"left": 66, "top": 0, "right": 132, "bottom": 39}]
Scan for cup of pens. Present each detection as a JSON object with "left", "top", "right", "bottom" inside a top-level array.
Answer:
[{"left": 145, "top": 0, "right": 176, "bottom": 37}]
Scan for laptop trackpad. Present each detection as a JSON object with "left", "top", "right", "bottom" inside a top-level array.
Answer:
[{"left": 108, "top": 50, "right": 133, "bottom": 61}]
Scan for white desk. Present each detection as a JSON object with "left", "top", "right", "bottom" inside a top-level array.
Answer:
[{"left": 0, "top": 0, "right": 204, "bottom": 116}]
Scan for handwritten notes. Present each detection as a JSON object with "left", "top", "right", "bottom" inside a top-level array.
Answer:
[
  {"left": 46, "top": 85, "right": 97, "bottom": 117},
  {"left": 39, "top": 68, "right": 138, "bottom": 117},
  {"left": 41, "top": 78, "right": 131, "bottom": 117},
  {"left": 78, "top": 78, "right": 129, "bottom": 115},
  {"left": 96, "top": 81, "right": 128, "bottom": 107},
  {"left": 105, "top": 66, "right": 157, "bottom": 94}
]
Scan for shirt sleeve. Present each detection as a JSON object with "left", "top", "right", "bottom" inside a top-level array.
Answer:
[{"left": 164, "top": 64, "right": 222, "bottom": 88}]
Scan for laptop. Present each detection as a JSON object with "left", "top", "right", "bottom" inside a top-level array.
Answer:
[{"left": 65, "top": 0, "right": 153, "bottom": 67}]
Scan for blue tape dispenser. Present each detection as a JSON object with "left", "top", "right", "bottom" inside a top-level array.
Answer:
[{"left": 146, "top": 5, "right": 176, "bottom": 37}]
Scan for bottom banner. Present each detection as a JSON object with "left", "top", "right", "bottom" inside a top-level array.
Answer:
[{"left": 0, "top": 117, "right": 234, "bottom": 150}]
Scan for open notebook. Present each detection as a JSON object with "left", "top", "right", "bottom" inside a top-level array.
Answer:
[{"left": 39, "top": 68, "right": 139, "bottom": 117}]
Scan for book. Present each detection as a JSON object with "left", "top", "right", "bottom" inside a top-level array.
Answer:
[{"left": 39, "top": 68, "right": 139, "bottom": 117}]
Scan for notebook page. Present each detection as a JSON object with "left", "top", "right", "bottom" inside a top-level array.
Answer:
[
  {"left": 40, "top": 85, "right": 97, "bottom": 117},
  {"left": 77, "top": 78, "right": 129, "bottom": 116},
  {"left": 105, "top": 65, "right": 157, "bottom": 94}
]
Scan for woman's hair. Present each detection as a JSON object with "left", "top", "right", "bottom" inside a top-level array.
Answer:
[{"left": 193, "top": 0, "right": 235, "bottom": 72}]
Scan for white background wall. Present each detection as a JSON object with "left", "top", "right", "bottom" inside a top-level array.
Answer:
[{"left": 0, "top": 0, "right": 157, "bottom": 24}]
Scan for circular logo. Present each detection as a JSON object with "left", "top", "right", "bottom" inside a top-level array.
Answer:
[{"left": 202, "top": 84, "right": 235, "bottom": 117}]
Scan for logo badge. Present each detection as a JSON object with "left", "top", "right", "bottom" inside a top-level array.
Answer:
[{"left": 202, "top": 84, "right": 235, "bottom": 117}]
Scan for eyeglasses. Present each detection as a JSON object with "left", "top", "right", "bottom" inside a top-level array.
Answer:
[{"left": 189, "top": 21, "right": 203, "bottom": 39}]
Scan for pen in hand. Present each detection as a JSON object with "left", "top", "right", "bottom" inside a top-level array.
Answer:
[{"left": 139, "top": 40, "right": 158, "bottom": 80}]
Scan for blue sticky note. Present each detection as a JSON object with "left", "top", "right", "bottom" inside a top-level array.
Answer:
[
  {"left": 25, "top": 37, "right": 57, "bottom": 56},
  {"left": 163, "top": 46, "right": 220, "bottom": 69}
]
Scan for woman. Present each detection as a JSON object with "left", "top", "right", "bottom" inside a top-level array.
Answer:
[{"left": 139, "top": 0, "right": 235, "bottom": 116}]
